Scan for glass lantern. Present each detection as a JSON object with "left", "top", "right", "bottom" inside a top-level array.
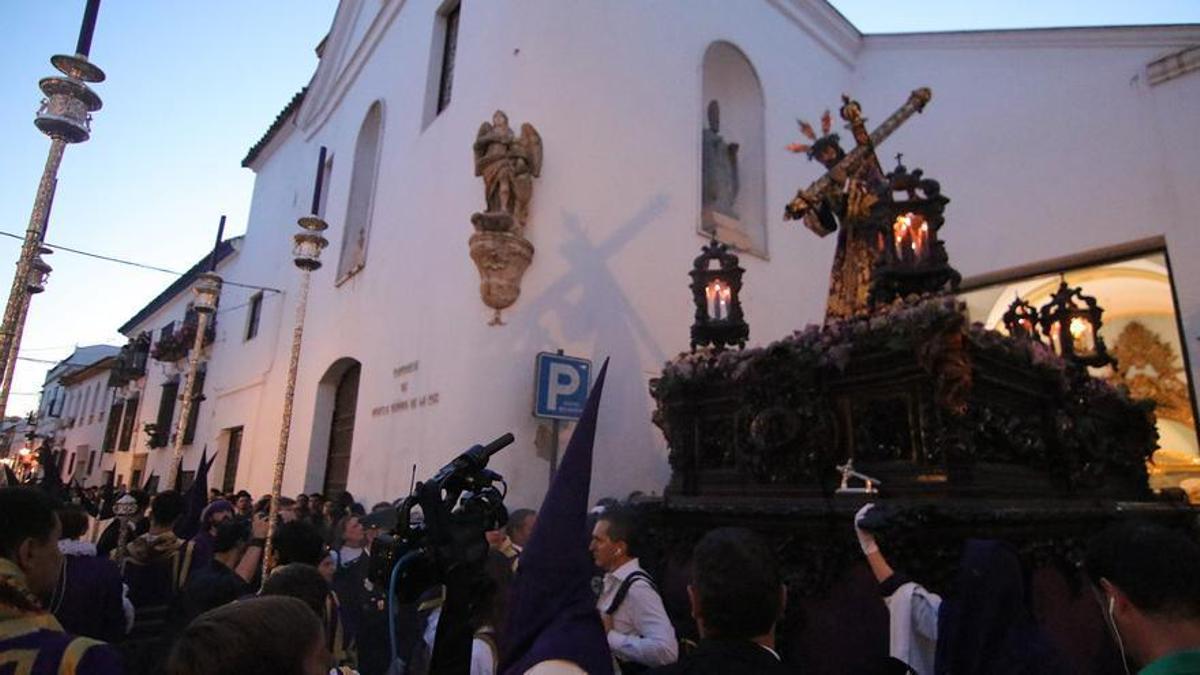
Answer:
[
  {"left": 1038, "top": 279, "right": 1114, "bottom": 368},
  {"left": 1001, "top": 295, "right": 1041, "bottom": 341},
  {"left": 689, "top": 239, "right": 748, "bottom": 350}
]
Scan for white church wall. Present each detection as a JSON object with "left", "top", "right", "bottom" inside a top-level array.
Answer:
[
  {"left": 232, "top": 0, "right": 862, "bottom": 508},
  {"left": 224, "top": 3, "right": 1200, "bottom": 512},
  {"left": 853, "top": 27, "right": 1200, "bottom": 383}
]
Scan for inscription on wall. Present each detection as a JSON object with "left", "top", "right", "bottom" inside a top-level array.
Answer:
[{"left": 372, "top": 360, "right": 440, "bottom": 418}]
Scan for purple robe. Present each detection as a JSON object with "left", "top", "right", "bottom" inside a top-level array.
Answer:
[
  {"left": 51, "top": 547, "right": 127, "bottom": 644},
  {"left": 1, "top": 559, "right": 123, "bottom": 675}
]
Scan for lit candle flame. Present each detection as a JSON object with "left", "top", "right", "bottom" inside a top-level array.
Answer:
[
  {"left": 892, "top": 213, "right": 927, "bottom": 263},
  {"left": 706, "top": 280, "right": 731, "bottom": 321}
]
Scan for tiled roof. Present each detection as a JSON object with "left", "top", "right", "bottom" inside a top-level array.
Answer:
[
  {"left": 241, "top": 88, "right": 307, "bottom": 168},
  {"left": 118, "top": 237, "right": 242, "bottom": 335}
]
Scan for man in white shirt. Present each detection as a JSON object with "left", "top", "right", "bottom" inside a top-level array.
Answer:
[{"left": 590, "top": 506, "right": 678, "bottom": 671}]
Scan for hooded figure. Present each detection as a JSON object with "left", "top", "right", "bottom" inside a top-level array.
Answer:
[
  {"left": 500, "top": 359, "right": 614, "bottom": 675},
  {"left": 934, "top": 540, "right": 1065, "bottom": 675}
]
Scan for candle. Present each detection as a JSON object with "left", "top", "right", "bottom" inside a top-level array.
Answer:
[
  {"left": 1068, "top": 316, "right": 1093, "bottom": 354},
  {"left": 892, "top": 213, "right": 928, "bottom": 263},
  {"left": 76, "top": 0, "right": 102, "bottom": 58},
  {"left": 311, "top": 146, "right": 327, "bottom": 216},
  {"left": 706, "top": 280, "right": 731, "bottom": 321}
]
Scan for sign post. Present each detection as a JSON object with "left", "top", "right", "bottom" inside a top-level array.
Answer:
[{"left": 534, "top": 350, "right": 591, "bottom": 483}]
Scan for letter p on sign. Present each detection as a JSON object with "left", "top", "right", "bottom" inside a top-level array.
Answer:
[{"left": 534, "top": 352, "right": 592, "bottom": 420}]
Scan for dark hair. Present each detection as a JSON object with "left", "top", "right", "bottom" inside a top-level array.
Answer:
[
  {"left": 213, "top": 519, "right": 250, "bottom": 554},
  {"left": 57, "top": 504, "right": 90, "bottom": 541},
  {"left": 273, "top": 521, "right": 325, "bottom": 566},
  {"left": 277, "top": 496, "right": 296, "bottom": 508},
  {"left": 1086, "top": 521, "right": 1200, "bottom": 620},
  {"left": 0, "top": 487, "right": 60, "bottom": 558},
  {"left": 371, "top": 501, "right": 391, "bottom": 513},
  {"left": 129, "top": 489, "right": 150, "bottom": 511},
  {"left": 505, "top": 509, "right": 536, "bottom": 539},
  {"left": 235, "top": 490, "right": 251, "bottom": 500},
  {"left": 260, "top": 563, "right": 329, "bottom": 617},
  {"left": 691, "top": 527, "right": 782, "bottom": 640},
  {"left": 167, "top": 596, "right": 324, "bottom": 675},
  {"left": 150, "top": 490, "right": 186, "bottom": 527},
  {"left": 597, "top": 505, "right": 640, "bottom": 556}
]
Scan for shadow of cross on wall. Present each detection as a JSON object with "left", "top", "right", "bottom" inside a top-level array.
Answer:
[{"left": 480, "top": 194, "right": 674, "bottom": 498}]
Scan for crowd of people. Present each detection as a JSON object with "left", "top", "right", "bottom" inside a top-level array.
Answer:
[{"left": 3, "top": 478, "right": 1200, "bottom": 674}]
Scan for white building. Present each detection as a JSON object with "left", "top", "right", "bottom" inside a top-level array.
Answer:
[
  {"left": 120, "top": 1, "right": 1198, "bottom": 509},
  {"left": 28, "top": 344, "right": 120, "bottom": 484}
]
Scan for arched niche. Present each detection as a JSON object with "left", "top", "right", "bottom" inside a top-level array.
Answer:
[
  {"left": 337, "top": 101, "right": 385, "bottom": 282},
  {"left": 700, "top": 41, "right": 767, "bottom": 258},
  {"left": 305, "top": 357, "right": 362, "bottom": 498}
]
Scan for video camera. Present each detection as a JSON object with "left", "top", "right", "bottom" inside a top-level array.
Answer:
[{"left": 367, "top": 432, "right": 514, "bottom": 603}]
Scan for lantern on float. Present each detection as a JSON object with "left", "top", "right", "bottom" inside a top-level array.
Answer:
[
  {"left": 689, "top": 239, "right": 748, "bottom": 351},
  {"left": 1038, "top": 279, "right": 1114, "bottom": 369},
  {"left": 869, "top": 155, "right": 959, "bottom": 307},
  {"left": 1002, "top": 295, "right": 1041, "bottom": 341}
]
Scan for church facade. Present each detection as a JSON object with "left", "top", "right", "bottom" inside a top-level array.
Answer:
[{"left": 100, "top": 1, "right": 1198, "bottom": 509}]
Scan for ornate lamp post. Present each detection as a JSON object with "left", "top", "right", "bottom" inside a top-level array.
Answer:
[
  {"left": 1038, "top": 279, "right": 1114, "bottom": 369},
  {"left": 0, "top": 0, "right": 106, "bottom": 420},
  {"left": 689, "top": 239, "right": 748, "bottom": 351},
  {"left": 1002, "top": 295, "right": 1041, "bottom": 341},
  {"left": 166, "top": 217, "right": 226, "bottom": 488},
  {"left": 263, "top": 147, "right": 330, "bottom": 581}
]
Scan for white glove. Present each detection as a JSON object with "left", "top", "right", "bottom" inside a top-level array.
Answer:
[{"left": 854, "top": 503, "right": 879, "bottom": 555}]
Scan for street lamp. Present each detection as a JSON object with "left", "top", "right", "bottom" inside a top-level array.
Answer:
[
  {"left": 689, "top": 239, "right": 748, "bottom": 351},
  {"left": 0, "top": 0, "right": 106, "bottom": 420},
  {"left": 167, "top": 217, "right": 226, "bottom": 489},
  {"left": 264, "top": 147, "right": 330, "bottom": 580}
]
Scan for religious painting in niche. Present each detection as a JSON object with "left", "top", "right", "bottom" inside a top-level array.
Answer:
[
  {"left": 699, "top": 42, "right": 766, "bottom": 257},
  {"left": 956, "top": 248, "right": 1199, "bottom": 498},
  {"left": 338, "top": 102, "right": 383, "bottom": 282}
]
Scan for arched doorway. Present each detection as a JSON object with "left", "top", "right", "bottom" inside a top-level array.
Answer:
[{"left": 322, "top": 362, "right": 360, "bottom": 499}]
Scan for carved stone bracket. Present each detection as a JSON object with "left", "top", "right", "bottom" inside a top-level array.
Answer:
[{"left": 469, "top": 230, "right": 534, "bottom": 326}]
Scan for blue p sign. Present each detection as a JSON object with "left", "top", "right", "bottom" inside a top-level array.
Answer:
[{"left": 534, "top": 352, "right": 592, "bottom": 420}]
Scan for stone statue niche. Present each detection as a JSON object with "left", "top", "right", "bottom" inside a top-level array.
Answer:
[
  {"left": 469, "top": 110, "right": 543, "bottom": 325},
  {"left": 701, "top": 100, "right": 752, "bottom": 251}
]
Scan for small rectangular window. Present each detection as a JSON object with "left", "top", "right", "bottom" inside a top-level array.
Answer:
[
  {"left": 437, "top": 3, "right": 460, "bottom": 114},
  {"left": 245, "top": 292, "right": 263, "bottom": 341},
  {"left": 160, "top": 321, "right": 175, "bottom": 341}
]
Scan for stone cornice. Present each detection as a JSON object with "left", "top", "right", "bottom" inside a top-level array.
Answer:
[
  {"left": 767, "top": 0, "right": 863, "bottom": 67},
  {"left": 864, "top": 24, "right": 1200, "bottom": 51},
  {"left": 298, "top": 0, "right": 407, "bottom": 138}
]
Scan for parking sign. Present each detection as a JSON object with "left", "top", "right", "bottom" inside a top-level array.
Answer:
[{"left": 534, "top": 352, "right": 592, "bottom": 420}]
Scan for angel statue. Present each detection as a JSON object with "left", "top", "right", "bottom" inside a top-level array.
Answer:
[{"left": 472, "top": 110, "right": 543, "bottom": 234}]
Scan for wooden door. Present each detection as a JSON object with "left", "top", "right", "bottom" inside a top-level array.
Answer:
[{"left": 322, "top": 364, "right": 360, "bottom": 499}]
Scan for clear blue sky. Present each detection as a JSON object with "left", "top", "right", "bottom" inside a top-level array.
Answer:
[
  {"left": 0, "top": 2, "right": 335, "bottom": 415},
  {"left": 0, "top": 1, "right": 1196, "bottom": 417}
]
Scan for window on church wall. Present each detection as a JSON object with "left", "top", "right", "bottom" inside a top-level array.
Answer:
[
  {"left": 152, "top": 380, "right": 179, "bottom": 449},
  {"left": 245, "top": 292, "right": 263, "bottom": 341},
  {"left": 956, "top": 242, "right": 1199, "bottom": 499},
  {"left": 699, "top": 41, "right": 767, "bottom": 258},
  {"left": 117, "top": 394, "right": 139, "bottom": 452},
  {"left": 437, "top": 3, "right": 460, "bottom": 114},
  {"left": 336, "top": 103, "right": 384, "bottom": 283},
  {"left": 183, "top": 368, "right": 206, "bottom": 445}
]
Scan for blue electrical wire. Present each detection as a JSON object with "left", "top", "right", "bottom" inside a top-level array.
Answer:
[{"left": 388, "top": 550, "right": 423, "bottom": 666}]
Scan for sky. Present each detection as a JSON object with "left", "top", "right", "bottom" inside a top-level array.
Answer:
[{"left": 0, "top": 1, "right": 1196, "bottom": 418}]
